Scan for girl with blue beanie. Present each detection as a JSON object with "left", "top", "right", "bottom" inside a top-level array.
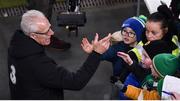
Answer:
[
  {"left": 100, "top": 15, "right": 147, "bottom": 83},
  {"left": 81, "top": 15, "right": 146, "bottom": 83},
  {"left": 82, "top": 15, "right": 147, "bottom": 99},
  {"left": 81, "top": 15, "right": 146, "bottom": 99}
]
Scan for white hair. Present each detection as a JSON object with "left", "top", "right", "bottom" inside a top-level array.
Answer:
[{"left": 20, "top": 10, "right": 46, "bottom": 35}]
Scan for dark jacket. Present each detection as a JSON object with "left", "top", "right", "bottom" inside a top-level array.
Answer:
[
  {"left": 8, "top": 30, "right": 101, "bottom": 100},
  {"left": 101, "top": 41, "right": 133, "bottom": 82}
]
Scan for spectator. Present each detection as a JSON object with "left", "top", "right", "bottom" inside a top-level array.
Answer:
[
  {"left": 123, "top": 53, "right": 180, "bottom": 100},
  {"left": 118, "top": 11, "right": 179, "bottom": 82},
  {"left": 8, "top": 10, "right": 111, "bottom": 100},
  {"left": 170, "top": 0, "right": 180, "bottom": 20},
  {"left": 68, "top": 0, "right": 80, "bottom": 12},
  {"left": 117, "top": 11, "right": 178, "bottom": 99}
]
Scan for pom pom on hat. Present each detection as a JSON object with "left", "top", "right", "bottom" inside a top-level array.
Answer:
[
  {"left": 152, "top": 53, "right": 180, "bottom": 78},
  {"left": 121, "top": 15, "right": 147, "bottom": 42}
]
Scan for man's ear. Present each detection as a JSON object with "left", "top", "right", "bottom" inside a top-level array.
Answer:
[{"left": 29, "top": 33, "right": 37, "bottom": 40}]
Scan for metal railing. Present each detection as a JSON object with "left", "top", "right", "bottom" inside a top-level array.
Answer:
[{"left": 0, "top": 0, "right": 137, "bottom": 17}]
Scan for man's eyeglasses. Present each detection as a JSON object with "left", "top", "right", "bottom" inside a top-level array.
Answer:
[
  {"left": 33, "top": 26, "right": 51, "bottom": 35},
  {"left": 121, "top": 29, "right": 136, "bottom": 38}
]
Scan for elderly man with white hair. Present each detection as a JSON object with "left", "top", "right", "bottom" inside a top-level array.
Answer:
[{"left": 8, "top": 10, "right": 111, "bottom": 100}]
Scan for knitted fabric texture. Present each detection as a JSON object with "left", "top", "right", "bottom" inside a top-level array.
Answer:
[{"left": 152, "top": 53, "right": 180, "bottom": 78}]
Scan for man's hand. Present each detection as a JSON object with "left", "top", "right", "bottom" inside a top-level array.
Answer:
[
  {"left": 117, "top": 52, "right": 133, "bottom": 65},
  {"left": 81, "top": 38, "right": 93, "bottom": 54},
  {"left": 93, "top": 33, "right": 111, "bottom": 54}
]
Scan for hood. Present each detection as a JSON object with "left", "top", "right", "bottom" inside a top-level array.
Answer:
[{"left": 8, "top": 30, "right": 44, "bottom": 59}]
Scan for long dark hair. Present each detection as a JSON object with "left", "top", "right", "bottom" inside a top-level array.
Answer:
[
  {"left": 158, "top": 4, "right": 179, "bottom": 43},
  {"left": 148, "top": 12, "right": 169, "bottom": 29}
]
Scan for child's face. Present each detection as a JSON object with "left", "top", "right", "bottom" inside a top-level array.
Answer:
[
  {"left": 141, "top": 50, "right": 152, "bottom": 69},
  {"left": 150, "top": 65, "right": 159, "bottom": 79},
  {"left": 145, "top": 21, "right": 166, "bottom": 41},
  {"left": 121, "top": 27, "right": 137, "bottom": 46}
]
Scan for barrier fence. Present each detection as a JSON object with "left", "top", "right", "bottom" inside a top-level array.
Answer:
[{"left": 0, "top": 0, "right": 138, "bottom": 17}]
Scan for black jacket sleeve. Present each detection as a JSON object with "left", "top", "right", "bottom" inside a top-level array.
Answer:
[
  {"left": 31, "top": 51, "right": 101, "bottom": 90},
  {"left": 127, "top": 60, "right": 151, "bottom": 82}
]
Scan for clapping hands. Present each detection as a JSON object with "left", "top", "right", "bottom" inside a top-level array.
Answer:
[{"left": 81, "top": 33, "right": 111, "bottom": 54}]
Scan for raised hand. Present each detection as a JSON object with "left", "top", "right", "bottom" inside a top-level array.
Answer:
[
  {"left": 117, "top": 52, "right": 133, "bottom": 65},
  {"left": 81, "top": 38, "right": 93, "bottom": 54},
  {"left": 93, "top": 33, "right": 111, "bottom": 54},
  {"left": 141, "top": 50, "right": 152, "bottom": 69}
]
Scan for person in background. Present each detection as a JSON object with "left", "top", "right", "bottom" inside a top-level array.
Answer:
[
  {"left": 117, "top": 10, "right": 179, "bottom": 99},
  {"left": 169, "top": 0, "right": 180, "bottom": 50},
  {"left": 68, "top": 0, "right": 80, "bottom": 12},
  {"left": 118, "top": 10, "right": 179, "bottom": 82},
  {"left": 170, "top": 0, "right": 180, "bottom": 20},
  {"left": 27, "top": 0, "right": 71, "bottom": 51},
  {"left": 122, "top": 53, "right": 180, "bottom": 100},
  {"left": 8, "top": 10, "right": 111, "bottom": 100},
  {"left": 158, "top": 4, "right": 180, "bottom": 50}
]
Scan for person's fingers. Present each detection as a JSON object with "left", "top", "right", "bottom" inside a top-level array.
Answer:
[
  {"left": 105, "top": 41, "right": 110, "bottom": 49},
  {"left": 81, "top": 43, "right": 85, "bottom": 49},
  {"left": 86, "top": 39, "right": 92, "bottom": 45},
  {"left": 99, "top": 34, "right": 111, "bottom": 43},
  {"left": 94, "top": 33, "right": 99, "bottom": 43},
  {"left": 84, "top": 38, "right": 89, "bottom": 44},
  {"left": 91, "top": 40, "right": 94, "bottom": 44},
  {"left": 82, "top": 38, "right": 86, "bottom": 44},
  {"left": 100, "top": 33, "right": 111, "bottom": 43},
  {"left": 101, "top": 41, "right": 109, "bottom": 49},
  {"left": 117, "top": 53, "right": 125, "bottom": 58},
  {"left": 117, "top": 52, "right": 128, "bottom": 57},
  {"left": 117, "top": 52, "right": 133, "bottom": 65},
  {"left": 117, "top": 52, "right": 129, "bottom": 61}
]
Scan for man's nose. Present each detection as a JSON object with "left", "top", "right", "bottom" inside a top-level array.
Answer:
[{"left": 48, "top": 29, "right": 54, "bottom": 36}]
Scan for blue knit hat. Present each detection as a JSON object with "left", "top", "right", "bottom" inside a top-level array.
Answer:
[{"left": 121, "top": 15, "right": 146, "bottom": 42}]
